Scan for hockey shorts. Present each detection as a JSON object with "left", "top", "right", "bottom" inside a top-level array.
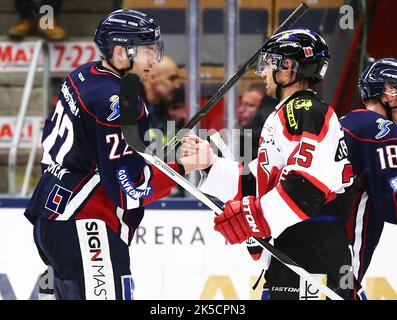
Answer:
[{"left": 264, "top": 219, "right": 354, "bottom": 300}]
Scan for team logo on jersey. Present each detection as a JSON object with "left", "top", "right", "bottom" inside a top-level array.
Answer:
[
  {"left": 45, "top": 184, "right": 72, "bottom": 215},
  {"left": 107, "top": 95, "right": 120, "bottom": 121},
  {"left": 294, "top": 99, "right": 313, "bottom": 110},
  {"left": 285, "top": 99, "right": 313, "bottom": 130},
  {"left": 260, "top": 123, "right": 275, "bottom": 145},
  {"left": 117, "top": 167, "right": 152, "bottom": 200},
  {"left": 375, "top": 118, "right": 393, "bottom": 139}
]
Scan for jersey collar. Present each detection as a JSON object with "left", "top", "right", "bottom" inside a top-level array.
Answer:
[
  {"left": 275, "top": 90, "right": 316, "bottom": 111},
  {"left": 91, "top": 62, "right": 122, "bottom": 79}
]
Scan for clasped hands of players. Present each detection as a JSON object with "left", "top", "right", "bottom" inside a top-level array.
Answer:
[
  {"left": 179, "top": 135, "right": 216, "bottom": 174},
  {"left": 179, "top": 135, "right": 271, "bottom": 244}
]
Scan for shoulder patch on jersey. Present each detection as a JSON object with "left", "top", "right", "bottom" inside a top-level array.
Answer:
[
  {"left": 285, "top": 98, "right": 313, "bottom": 130},
  {"left": 45, "top": 184, "right": 73, "bottom": 215},
  {"left": 107, "top": 95, "right": 120, "bottom": 121},
  {"left": 281, "top": 96, "right": 330, "bottom": 141},
  {"left": 375, "top": 118, "right": 393, "bottom": 139},
  {"left": 106, "top": 95, "right": 147, "bottom": 123}
]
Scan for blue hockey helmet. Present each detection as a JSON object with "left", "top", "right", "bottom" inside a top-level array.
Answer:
[
  {"left": 94, "top": 9, "right": 164, "bottom": 62},
  {"left": 358, "top": 58, "right": 397, "bottom": 101}
]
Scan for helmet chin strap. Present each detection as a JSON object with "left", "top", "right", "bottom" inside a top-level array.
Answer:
[
  {"left": 106, "top": 58, "right": 134, "bottom": 76},
  {"left": 272, "top": 71, "right": 300, "bottom": 100},
  {"left": 106, "top": 49, "right": 135, "bottom": 76},
  {"left": 378, "top": 98, "right": 395, "bottom": 121}
]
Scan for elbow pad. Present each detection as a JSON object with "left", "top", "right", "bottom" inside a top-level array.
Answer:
[{"left": 279, "top": 173, "right": 326, "bottom": 217}]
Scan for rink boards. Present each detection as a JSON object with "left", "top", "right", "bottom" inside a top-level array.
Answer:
[{"left": 0, "top": 198, "right": 396, "bottom": 300}]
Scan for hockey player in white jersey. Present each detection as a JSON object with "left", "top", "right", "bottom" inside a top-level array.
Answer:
[{"left": 182, "top": 29, "right": 357, "bottom": 300}]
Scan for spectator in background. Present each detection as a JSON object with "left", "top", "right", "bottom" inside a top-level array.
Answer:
[
  {"left": 8, "top": 0, "right": 67, "bottom": 41},
  {"left": 237, "top": 84, "right": 277, "bottom": 195},
  {"left": 237, "top": 84, "right": 267, "bottom": 156},
  {"left": 250, "top": 92, "right": 278, "bottom": 152},
  {"left": 236, "top": 83, "right": 264, "bottom": 128},
  {"left": 144, "top": 55, "right": 181, "bottom": 141},
  {"left": 168, "top": 86, "right": 187, "bottom": 132},
  {"left": 237, "top": 83, "right": 277, "bottom": 151}
]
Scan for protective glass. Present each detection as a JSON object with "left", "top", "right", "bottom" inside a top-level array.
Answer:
[
  {"left": 255, "top": 52, "right": 299, "bottom": 76},
  {"left": 127, "top": 40, "right": 164, "bottom": 64}
]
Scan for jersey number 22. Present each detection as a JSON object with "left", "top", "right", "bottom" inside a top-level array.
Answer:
[{"left": 42, "top": 100, "right": 74, "bottom": 165}]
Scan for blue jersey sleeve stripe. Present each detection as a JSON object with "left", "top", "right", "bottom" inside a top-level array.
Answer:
[{"left": 343, "top": 127, "right": 397, "bottom": 143}]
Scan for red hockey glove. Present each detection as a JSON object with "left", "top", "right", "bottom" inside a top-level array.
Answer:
[
  {"left": 246, "top": 166, "right": 282, "bottom": 260},
  {"left": 214, "top": 196, "right": 271, "bottom": 244}
]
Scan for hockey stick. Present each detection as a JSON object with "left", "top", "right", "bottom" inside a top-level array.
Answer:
[
  {"left": 209, "top": 132, "right": 235, "bottom": 161},
  {"left": 162, "top": 2, "right": 309, "bottom": 156},
  {"left": 119, "top": 75, "right": 343, "bottom": 300}
]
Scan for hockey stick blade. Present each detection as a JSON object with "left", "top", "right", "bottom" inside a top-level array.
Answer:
[
  {"left": 163, "top": 2, "right": 309, "bottom": 154},
  {"left": 120, "top": 75, "right": 343, "bottom": 300}
]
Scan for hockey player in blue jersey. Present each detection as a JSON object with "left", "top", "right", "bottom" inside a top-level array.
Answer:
[
  {"left": 24, "top": 9, "right": 207, "bottom": 300},
  {"left": 341, "top": 58, "right": 397, "bottom": 294}
]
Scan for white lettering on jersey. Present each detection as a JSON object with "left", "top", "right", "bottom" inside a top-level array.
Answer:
[
  {"left": 61, "top": 82, "right": 79, "bottom": 116},
  {"left": 44, "top": 163, "right": 70, "bottom": 180},
  {"left": 78, "top": 72, "right": 85, "bottom": 82}
]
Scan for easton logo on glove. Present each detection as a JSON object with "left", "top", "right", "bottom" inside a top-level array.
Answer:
[
  {"left": 214, "top": 196, "right": 271, "bottom": 244},
  {"left": 242, "top": 197, "right": 260, "bottom": 233}
]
